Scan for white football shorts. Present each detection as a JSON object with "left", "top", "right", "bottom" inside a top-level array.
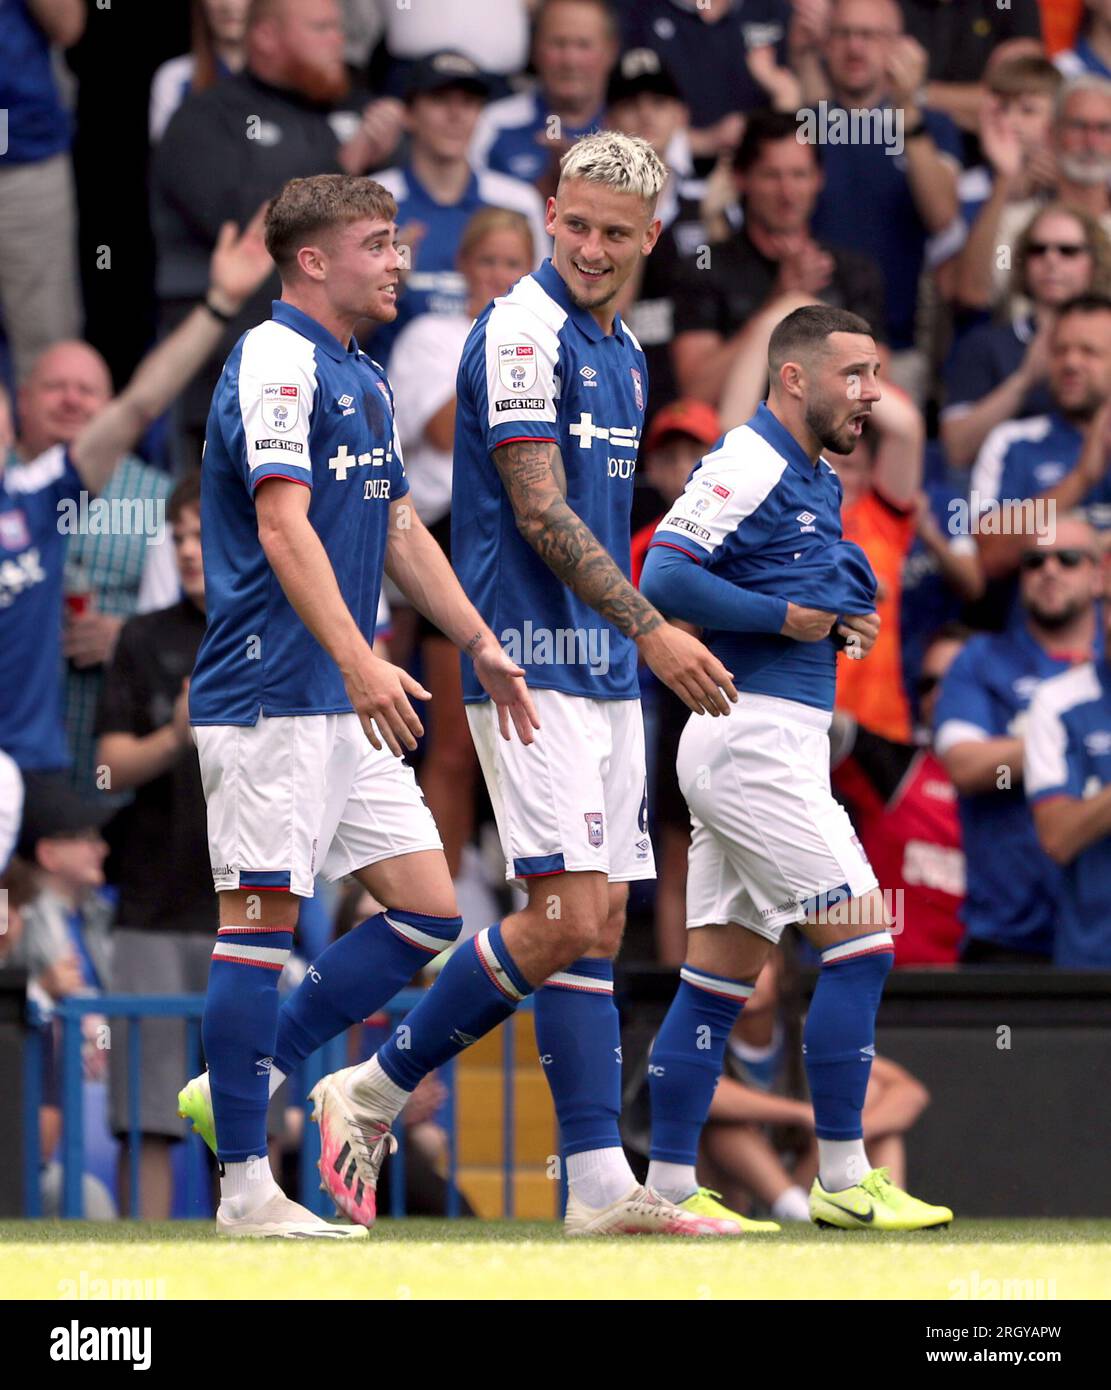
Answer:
[
  {"left": 677, "top": 692, "right": 877, "bottom": 940},
  {"left": 467, "top": 689, "right": 655, "bottom": 884},
  {"left": 194, "top": 712, "right": 442, "bottom": 897}
]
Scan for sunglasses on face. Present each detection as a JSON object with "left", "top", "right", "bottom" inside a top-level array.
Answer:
[
  {"left": 1019, "top": 548, "right": 1094, "bottom": 572},
  {"left": 1027, "top": 241, "right": 1089, "bottom": 258}
]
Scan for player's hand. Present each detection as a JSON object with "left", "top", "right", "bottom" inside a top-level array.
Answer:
[
  {"left": 207, "top": 204, "right": 273, "bottom": 315},
  {"left": 63, "top": 606, "right": 122, "bottom": 668},
  {"left": 638, "top": 623, "right": 738, "bottom": 716},
  {"left": 781, "top": 603, "right": 838, "bottom": 641},
  {"left": 344, "top": 652, "right": 430, "bottom": 757},
  {"left": 471, "top": 637, "right": 541, "bottom": 745},
  {"left": 837, "top": 611, "right": 881, "bottom": 658}
]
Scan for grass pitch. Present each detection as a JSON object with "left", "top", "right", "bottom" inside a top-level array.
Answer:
[{"left": 2, "top": 1220, "right": 1108, "bottom": 1300}]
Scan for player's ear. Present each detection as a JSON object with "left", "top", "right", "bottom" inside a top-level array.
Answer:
[
  {"left": 642, "top": 216, "right": 663, "bottom": 256},
  {"left": 544, "top": 196, "right": 558, "bottom": 238},
  {"left": 296, "top": 243, "right": 327, "bottom": 283}
]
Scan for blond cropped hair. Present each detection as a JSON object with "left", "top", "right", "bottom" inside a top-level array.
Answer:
[{"left": 557, "top": 131, "right": 666, "bottom": 208}]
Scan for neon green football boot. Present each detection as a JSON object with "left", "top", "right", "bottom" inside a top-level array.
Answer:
[
  {"left": 177, "top": 1071, "right": 217, "bottom": 1155},
  {"left": 680, "top": 1187, "right": 781, "bottom": 1233},
  {"left": 809, "top": 1166, "right": 952, "bottom": 1230}
]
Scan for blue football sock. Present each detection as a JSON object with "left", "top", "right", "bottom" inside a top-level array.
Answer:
[
  {"left": 533, "top": 958, "right": 629, "bottom": 1157},
  {"left": 272, "top": 910, "right": 462, "bottom": 1076},
  {"left": 202, "top": 926, "right": 293, "bottom": 1163},
  {"left": 804, "top": 934, "right": 894, "bottom": 1141},
  {"left": 377, "top": 923, "right": 532, "bottom": 1091},
  {"left": 648, "top": 966, "right": 755, "bottom": 1165}
]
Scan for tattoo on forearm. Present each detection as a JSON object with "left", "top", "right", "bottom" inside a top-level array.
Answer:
[
  {"left": 492, "top": 439, "right": 663, "bottom": 639},
  {"left": 465, "top": 631, "right": 483, "bottom": 654}
]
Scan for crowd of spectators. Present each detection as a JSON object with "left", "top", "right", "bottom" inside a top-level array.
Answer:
[{"left": 4, "top": 0, "right": 1111, "bottom": 1217}]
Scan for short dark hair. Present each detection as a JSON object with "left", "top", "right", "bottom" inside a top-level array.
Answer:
[
  {"left": 168, "top": 470, "right": 202, "bottom": 526},
  {"left": 1055, "top": 292, "right": 1111, "bottom": 323},
  {"left": 735, "top": 109, "right": 819, "bottom": 174},
  {"left": 264, "top": 174, "right": 397, "bottom": 276},
  {"left": 768, "top": 304, "right": 874, "bottom": 371}
]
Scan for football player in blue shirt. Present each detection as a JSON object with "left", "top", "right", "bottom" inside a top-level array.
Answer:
[
  {"left": 178, "top": 174, "right": 537, "bottom": 1238},
  {"left": 1027, "top": 586, "right": 1111, "bottom": 968},
  {"left": 639, "top": 304, "right": 953, "bottom": 1230},
  {"left": 313, "top": 132, "right": 742, "bottom": 1236}
]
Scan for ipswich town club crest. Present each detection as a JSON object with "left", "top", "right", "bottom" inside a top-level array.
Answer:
[
  {"left": 630, "top": 367, "right": 644, "bottom": 412},
  {"left": 585, "top": 812, "right": 604, "bottom": 848}
]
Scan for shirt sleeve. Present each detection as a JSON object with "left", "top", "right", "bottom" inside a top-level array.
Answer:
[
  {"left": 651, "top": 445, "right": 784, "bottom": 562},
  {"left": 476, "top": 303, "right": 560, "bottom": 453},
  {"left": 934, "top": 643, "right": 998, "bottom": 755},
  {"left": 1025, "top": 685, "right": 1083, "bottom": 803},
  {"left": 234, "top": 342, "right": 316, "bottom": 494}
]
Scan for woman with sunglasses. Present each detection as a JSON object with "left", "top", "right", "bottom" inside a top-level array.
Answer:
[{"left": 942, "top": 203, "right": 1111, "bottom": 469}]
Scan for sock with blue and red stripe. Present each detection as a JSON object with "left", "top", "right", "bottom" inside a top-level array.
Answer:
[
  {"left": 805, "top": 933, "right": 894, "bottom": 1191},
  {"left": 373, "top": 923, "right": 532, "bottom": 1093},
  {"left": 272, "top": 910, "right": 463, "bottom": 1078},
  {"left": 646, "top": 965, "right": 755, "bottom": 1201},
  {"left": 202, "top": 925, "right": 293, "bottom": 1165}
]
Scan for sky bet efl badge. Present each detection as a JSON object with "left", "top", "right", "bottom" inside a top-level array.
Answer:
[
  {"left": 499, "top": 343, "right": 537, "bottom": 392},
  {"left": 262, "top": 383, "right": 300, "bottom": 431}
]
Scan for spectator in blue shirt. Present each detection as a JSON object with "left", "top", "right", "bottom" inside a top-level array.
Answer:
[
  {"left": 371, "top": 52, "right": 547, "bottom": 364},
  {"left": 972, "top": 294, "right": 1111, "bottom": 585},
  {"left": 804, "top": 0, "right": 961, "bottom": 377},
  {"left": 934, "top": 516, "right": 1102, "bottom": 963},
  {"left": 470, "top": 0, "right": 618, "bottom": 191},
  {"left": 1056, "top": 0, "right": 1111, "bottom": 84},
  {"left": 0, "top": 0, "right": 85, "bottom": 384},
  {"left": 942, "top": 203, "right": 1111, "bottom": 470},
  {"left": 1027, "top": 592, "right": 1111, "bottom": 968}
]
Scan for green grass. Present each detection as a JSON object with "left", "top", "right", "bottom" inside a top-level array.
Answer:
[{"left": 3, "top": 1220, "right": 1108, "bottom": 1299}]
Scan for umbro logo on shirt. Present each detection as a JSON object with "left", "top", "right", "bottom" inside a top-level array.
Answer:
[
  {"left": 797, "top": 511, "right": 817, "bottom": 532},
  {"left": 337, "top": 394, "right": 356, "bottom": 416},
  {"left": 580, "top": 365, "right": 598, "bottom": 387}
]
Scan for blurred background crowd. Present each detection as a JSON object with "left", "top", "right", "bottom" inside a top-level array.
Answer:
[{"left": 3, "top": 0, "right": 1111, "bottom": 1221}]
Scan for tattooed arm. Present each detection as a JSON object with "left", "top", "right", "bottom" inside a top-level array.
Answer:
[{"left": 492, "top": 437, "right": 738, "bottom": 715}]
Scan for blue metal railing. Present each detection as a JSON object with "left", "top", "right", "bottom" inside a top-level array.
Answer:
[{"left": 24, "top": 989, "right": 540, "bottom": 1220}]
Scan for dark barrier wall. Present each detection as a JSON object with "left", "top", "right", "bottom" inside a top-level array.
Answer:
[
  {"left": 618, "top": 968, "right": 1111, "bottom": 1219},
  {"left": 0, "top": 970, "right": 28, "bottom": 1217}
]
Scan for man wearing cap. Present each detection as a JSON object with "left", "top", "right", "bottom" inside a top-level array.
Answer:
[{"left": 371, "top": 51, "right": 548, "bottom": 365}]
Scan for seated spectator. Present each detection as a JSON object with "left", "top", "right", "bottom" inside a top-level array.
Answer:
[
  {"left": 152, "top": 0, "right": 404, "bottom": 462},
  {"left": 1056, "top": 0, "right": 1111, "bottom": 81},
  {"left": 0, "top": 0, "right": 84, "bottom": 385},
  {"left": 371, "top": 52, "right": 546, "bottom": 364},
  {"left": 1027, "top": 587, "right": 1111, "bottom": 968},
  {"left": 971, "top": 294, "right": 1111, "bottom": 585},
  {"left": 93, "top": 473, "right": 216, "bottom": 1219},
  {"left": 942, "top": 53, "right": 1061, "bottom": 308},
  {"left": 387, "top": 207, "right": 535, "bottom": 881},
  {"left": 670, "top": 110, "right": 887, "bottom": 405},
  {"left": 470, "top": 0, "right": 618, "bottom": 192},
  {"left": 13, "top": 771, "right": 117, "bottom": 1218},
  {"left": 943, "top": 203, "right": 1111, "bottom": 469},
  {"left": 934, "top": 517, "right": 1102, "bottom": 962},
  {"left": 955, "top": 75, "right": 1111, "bottom": 312},
  {"left": 0, "top": 216, "right": 272, "bottom": 776},
  {"left": 621, "top": 0, "right": 800, "bottom": 161},
  {"left": 372, "top": 0, "right": 529, "bottom": 101},
  {"left": 831, "top": 623, "right": 971, "bottom": 966},
  {"left": 806, "top": 0, "right": 962, "bottom": 393},
  {"left": 149, "top": 0, "right": 249, "bottom": 143},
  {"left": 628, "top": 398, "right": 723, "bottom": 967},
  {"left": 607, "top": 48, "right": 726, "bottom": 415}
]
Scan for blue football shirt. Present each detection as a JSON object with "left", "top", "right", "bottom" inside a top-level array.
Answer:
[
  {"left": 934, "top": 623, "right": 1074, "bottom": 956},
  {"left": 0, "top": 446, "right": 81, "bottom": 770},
  {"left": 452, "top": 258, "right": 648, "bottom": 702},
  {"left": 649, "top": 404, "right": 861, "bottom": 713},
  {"left": 471, "top": 90, "right": 603, "bottom": 185},
  {"left": 1026, "top": 659, "right": 1111, "bottom": 968},
  {"left": 189, "top": 301, "right": 409, "bottom": 725}
]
